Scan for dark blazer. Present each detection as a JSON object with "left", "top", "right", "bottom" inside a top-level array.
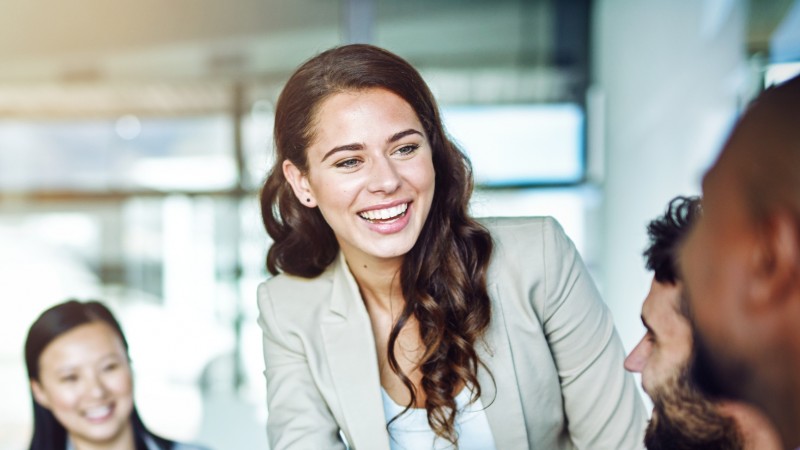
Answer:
[{"left": 258, "top": 217, "right": 646, "bottom": 449}]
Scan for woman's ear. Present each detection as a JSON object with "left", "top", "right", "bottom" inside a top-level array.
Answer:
[
  {"left": 282, "top": 160, "right": 317, "bottom": 208},
  {"left": 30, "top": 380, "right": 50, "bottom": 408}
]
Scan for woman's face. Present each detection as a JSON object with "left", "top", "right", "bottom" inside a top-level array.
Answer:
[
  {"left": 31, "top": 321, "right": 134, "bottom": 447},
  {"left": 284, "top": 87, "right": 436, "bottom": 267}
]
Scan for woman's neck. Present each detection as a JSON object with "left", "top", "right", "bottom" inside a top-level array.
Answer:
[
  {"left": 344, "top": 253, "right": 405, "bottom": 314},
  {"left": 69, "top": 422, "right": 136, "bottom": 450}
]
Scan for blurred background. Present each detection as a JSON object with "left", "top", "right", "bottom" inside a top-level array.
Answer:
[{"left": 0, "top": 0, "right": 798, "bottom": 448}]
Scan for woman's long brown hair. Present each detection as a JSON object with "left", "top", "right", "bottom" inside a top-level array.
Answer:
[{"left": 260, "top": 44, "right": 493, "bottom": 445}]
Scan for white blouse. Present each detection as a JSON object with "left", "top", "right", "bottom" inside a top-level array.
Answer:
[{"left": 381, "top": 386, "right": 497, "bottom": 450}]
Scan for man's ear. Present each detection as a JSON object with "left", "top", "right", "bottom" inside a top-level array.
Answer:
[
  {"left": 749, "top": 210, "right": 800, "bottom": 307},
  {"left": 30, "top": 380, "right": 50, "bottom": 409},
  {"left": 282, "top": 160, "right": 317, "bottom": 208}
]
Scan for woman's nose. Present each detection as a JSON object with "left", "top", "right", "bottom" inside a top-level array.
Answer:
[
  {"left": 367, "top": 156, "right": 401, "bottom": 194},
  {"left": 85, "top": 373, "right": 109, "bottom": 399}
]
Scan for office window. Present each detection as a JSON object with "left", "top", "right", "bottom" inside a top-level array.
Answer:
[
  {"left": 442, "top": 103, "right": 585, "bottom": 186},
  {"left": 0, "top": 115, "right": 234, "bottom": 192}
]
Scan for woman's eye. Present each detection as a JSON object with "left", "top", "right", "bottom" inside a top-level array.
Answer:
[
  {"left": 103, "top": 362, "right": 119, "bottom": 372},
  {"left": 335, "top": 158, "right": 361, "bottom": 169},
  {"left": 60, "top": 374, "right": 78, "bottom": 383},
  {"left": 394, "top": 144, "right": 419, "bottom": 156}
]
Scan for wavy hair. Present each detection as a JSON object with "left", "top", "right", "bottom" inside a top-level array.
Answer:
[
  {"left": 644, "top": 195, "right": 702, "bottom": 284},
  {"left": 24, "top": 300, "right": 175, "bottom": 450},
  {"left": 259, "top": 44, "right": 494, "bottom": 445}
]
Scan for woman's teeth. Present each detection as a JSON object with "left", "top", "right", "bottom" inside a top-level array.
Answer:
[
  {"left": 359, "top": 203, "right": 408, "bottom": 221},
  {"left": 84, "top": 405, "right": 112, "bottom": 419}
]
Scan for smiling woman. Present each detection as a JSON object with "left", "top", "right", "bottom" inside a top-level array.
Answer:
[
  {"left": 282, "top": 88, "right": 435, "bottom": 267},
  {"left": 24, "top": 300, "right": 210, "bottom": 450},
  {"left": 258, "top": 44, "right": 646, "bottom": 450}
]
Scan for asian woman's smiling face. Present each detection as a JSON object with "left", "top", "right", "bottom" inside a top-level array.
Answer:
[
  {"left": 283, "top": 88, "right": 436, "bottom": 268},
  {"left": 31, "top": 321, "right": 134, "bottom": 448}
]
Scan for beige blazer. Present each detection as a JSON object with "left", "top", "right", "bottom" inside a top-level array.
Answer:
[{"left": 258, "top": 217, "right": 646, "bottom": 449}]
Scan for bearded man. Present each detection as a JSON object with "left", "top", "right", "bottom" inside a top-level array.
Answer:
[
  {"left": 679, "top": 73, "right": 800, "bottom": 449},
  {"left": 625, "top": 196, "right": 780, "bottom": 449}
]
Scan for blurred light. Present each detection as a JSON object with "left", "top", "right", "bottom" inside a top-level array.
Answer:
[
  {"left": 770, "top": 0, "right": 800, "bottom": 64},
  {"left": 765, "top": 62, "right": 800, "bottom": 87},
  {"left": 700, "top": 0, "right": 736, "bottom": 39},
  {"left": 250, "top": 99, "right": 273, "bottom": 117},
  {"left": 0, "top": 225, "right": 101, "bottom": 358},
  {"left": 442, "top": 104, "right": 584, "bottom": 186},
  {"left": 115, "top": 114, "right": 142, "bottom": 140},
  {"left": 243, "top": 104, "right": 276, "bottom": 189},
  {"left": 129, "top": 155, "right": 237, "bottom": 191},
  {"left": 24, "top": 213, "right": 98, "bottom": 250},
  {"left": 470, "top": 187, "right": 590, "bottom": 255}
]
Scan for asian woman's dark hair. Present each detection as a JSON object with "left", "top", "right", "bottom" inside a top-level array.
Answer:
[
  {"left": 260, "top": 44, "right": 494, "bottom": 445},
  {"left": 25, "top": 300, "right": 174, "bottom": 450},
  {"left": 644, "top": 195, "right": 702, "bottom": 284}
]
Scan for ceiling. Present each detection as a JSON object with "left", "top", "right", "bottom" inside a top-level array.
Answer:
[
  {"left": 0, "top": 0, "right": 554, "bottom": 83},
  {"left": 0, "top": 0, "right": 566, "bottom": 117},
  {"left": 0, "top": 0, "right": 795, "bottom": 118}
]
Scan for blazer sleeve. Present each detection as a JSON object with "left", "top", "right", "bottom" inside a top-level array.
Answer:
[
  {"left": 257, "top": 281, "right": 347, "bottom": 450},
  {"left": 540, "top": 218, "right": 646, "bottom": 449}
]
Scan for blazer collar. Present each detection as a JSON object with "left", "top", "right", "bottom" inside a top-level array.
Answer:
[
  {"left": 322, "top": 252, "right": 392, "bottom": 449},
  {"left": 328, "top": 252, "right": 356, "bottom": 318},
  {"left": 478, "top": 282, "right": 531, "bottom": 448}
]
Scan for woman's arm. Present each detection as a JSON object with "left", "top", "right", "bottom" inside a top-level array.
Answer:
[
  {"left": 258, "top": 281, "right": 347, "bottom": 450},
  {"left": 540, "top": 218, "right": 647, "bottom": 449}
]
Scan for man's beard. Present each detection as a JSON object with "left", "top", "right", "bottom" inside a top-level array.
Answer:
[
  {"left": 684, "top": 291, "right": 752, "bottom": 403},
  {"left": 644, "top": 367, "right": 743, "bottom": 450}
]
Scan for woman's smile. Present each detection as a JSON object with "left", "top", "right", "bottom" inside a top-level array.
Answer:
[
  {"left": 358, "top": 201, "right": 413, "bottom": 235},
  {"left": 82, "top": 403, "right": 115, "bottom": 422},
  {"left": 358, "top": 201, "right": 409, "bottom": 223}
]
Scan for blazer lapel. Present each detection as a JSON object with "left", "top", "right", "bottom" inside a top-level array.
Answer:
[
  {"left": 321, "top": 254, "right": 391, "bottom": 450},
  {"left": 478, "top": 282, "right": 530, "bottom": 448}
]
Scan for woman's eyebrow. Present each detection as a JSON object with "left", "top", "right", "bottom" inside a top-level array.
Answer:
[
  {"left": 321, "top": 143, "right": 363, "bottom": 163},
  {"left": 388, "top": 129, "right": 422, "bottom": 143}
]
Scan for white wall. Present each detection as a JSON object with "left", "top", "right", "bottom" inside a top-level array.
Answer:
[{"left": 593, "top": 0, "right": 749, "bottom": 352}]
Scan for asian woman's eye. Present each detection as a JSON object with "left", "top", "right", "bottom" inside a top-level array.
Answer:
[
  {"left": 335, "top": 158, "right": 361, "bottom": 169},
  {"left": 60, "top": 374, "right": 79, "bottom": 383},
  {"left": 394, "top": 144, "right": 419, "bottom": 156},
  {"left": 103, "top": 362, "right": 120, "bottom": 372}
]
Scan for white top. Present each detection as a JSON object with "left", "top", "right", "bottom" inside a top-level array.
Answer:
[{"left": 381, "top": 386, "right": 497, "bottom": 450}]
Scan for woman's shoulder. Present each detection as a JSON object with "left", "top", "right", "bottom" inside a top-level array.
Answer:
[
  {"left": 260, "top": 267, "right": 334, "bottom": 294},
  {"left": 259, "top": 255, "right": 336, "bottom": 295},
  {"left": 257, "top": 259, "right": 338, "bottom": 324},
  {"left": 479, "top": 216, "right": 578, "bottom": 282},
  {"left": 478, "top": 215, "right": 561, "bottom": 230},
  {"left": 478, "top": 216, "right": 568, "bottom": 247}
]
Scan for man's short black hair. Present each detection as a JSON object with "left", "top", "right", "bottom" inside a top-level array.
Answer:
[{"left": 644, "top": 195, "right": 702, "bottom": 284}]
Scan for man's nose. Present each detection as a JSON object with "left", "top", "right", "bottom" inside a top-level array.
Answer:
[{"left": 624, "top": 338, "right": 649, "bottom": 373}]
